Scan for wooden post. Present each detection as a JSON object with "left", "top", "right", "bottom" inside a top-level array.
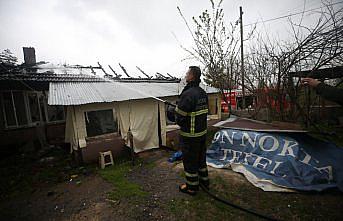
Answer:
[{"left": 304, "top": 71, "right": 314, "bottom": 127}]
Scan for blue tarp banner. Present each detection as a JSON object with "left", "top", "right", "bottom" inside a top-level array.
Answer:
[{"left": 206, "top": 129, "right": 343, "bottom": 191}]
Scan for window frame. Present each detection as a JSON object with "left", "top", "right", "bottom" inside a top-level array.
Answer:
[
  {"left": 1, "top": 90, "right": 65, "bottom": 129},
  {"left": 84, "top": 108, "right": 118, "bottom": 138},
  {"left": 42, "top": 92, "right": 65, "bottom": 124},
  {"left": 1, "top": 90, "right": 26, "bottom": 129},
  {"left": 26, "top": 91, "right": 42, "bottom": 125}
]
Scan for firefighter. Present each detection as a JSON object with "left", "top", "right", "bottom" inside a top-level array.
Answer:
[{"left": 175, "top": 66, "right": 209, "bottom": 195}]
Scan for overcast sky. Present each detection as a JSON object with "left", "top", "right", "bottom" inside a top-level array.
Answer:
[{"left": 0, "top": 0, "right": 335, "bottom": 78}]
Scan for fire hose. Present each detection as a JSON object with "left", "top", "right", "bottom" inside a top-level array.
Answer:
[{"left": 199, "top": 183, "right": 279, "bottom": 221}]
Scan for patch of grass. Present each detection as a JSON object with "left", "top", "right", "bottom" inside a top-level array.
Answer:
[
  {"left": 168, "top": 192, "right": 253, "bottom": 221},
  {"left": 203, "top": 174, "right": 343, "bottom": 221},
  {"left": 167, "top": 175, "right": 257, "bottom": 221},
  {"left": 99, "top": 162, "right": 148, "bottom": 200},
  {"left": 144, "top": 160, "right": 156, "bottom": 169},
  {"left": 307, "top": 123, "right": 343, "bottom": 147}
]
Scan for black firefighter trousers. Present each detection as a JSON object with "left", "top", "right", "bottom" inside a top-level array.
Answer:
[{"left": 180, "top": 135, "right": 209, "bottom": 191}]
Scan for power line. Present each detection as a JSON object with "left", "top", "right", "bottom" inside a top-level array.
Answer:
[
  {"left": 244, "top": 1, "right": 343, "bottom": 27},
  {"left": 278, "top": 0, "right": 322, "bottom": 16}
]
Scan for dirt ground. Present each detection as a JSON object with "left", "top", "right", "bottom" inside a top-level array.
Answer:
[
  {"left": 0, "top": 149, "right": 186, "bottom": 221},
  {"left": 1, "top": 148, "right": 342, "bottom": 221}
]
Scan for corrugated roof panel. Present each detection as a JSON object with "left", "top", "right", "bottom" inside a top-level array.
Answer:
[
  {"left": 49, "top": 82, "right": 148, "bottom": 105},
  {"left": 48, "top": 81, "right": 219, "bottom": 105},
  {"left": 124, "top": 83, "right": 180, "bottom": 97},
  {"left": 119, "top": 82, "right": 219, "bottom": 97}
]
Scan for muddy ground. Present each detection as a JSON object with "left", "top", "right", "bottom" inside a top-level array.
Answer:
[{"left": 0, "top": 147, "right": 342, "bottom": 221}]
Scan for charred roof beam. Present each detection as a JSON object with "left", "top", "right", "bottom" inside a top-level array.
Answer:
[
  {"left": 108, "top": 65, "right": 121, "bottom": 78},
  {"left": 97, "top": 62, "right": 111, "bottom": 77},
  {"left": 136, "top": 66, "right": 152, "bottom": 79},
  {"left": 119, "top": 63, "right": 131, "bottom": 78}
]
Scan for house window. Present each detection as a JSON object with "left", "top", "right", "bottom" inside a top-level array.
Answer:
[
  {"left": 2, "top": 92, "right": 17, "bottom": 127},
  {"left": 13, "top": 92, "right": 28, "bottom": 125},
  {"left": 41, "top": 95, "right": 64, "bottom": 123},
  {"left": 85, "top": 109, "right": 117, "bottom": 137},
  {"left": 39, "top": 96, "right": 47, "bottom": 122},
  {"left": 47, "top": 105, "right": 65, "bottom": 122},
  {"left": 28, "top": 93, "right": 40, "bottom": 123},
  {"left": 1, "top": 91, "right": 65, "bottom": 129},
  {"left": 2, "top": 91, "right": 28, "bottom": 127}
]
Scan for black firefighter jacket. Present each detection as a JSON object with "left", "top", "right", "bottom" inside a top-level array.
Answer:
[
  {"left": 175, "top": 81, "right": 208, "bottom": 138},
  {"left": 315, "top": 82, "right": 343, "bottom": 106}
]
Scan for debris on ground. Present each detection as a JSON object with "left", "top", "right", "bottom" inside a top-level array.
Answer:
[
  {"left": 39, "top": 156, "right": 55, "bottom": 163},
  {"left": 168, "top": 150, "right": 183, "bottom": 163},
  {"left": 70, "top": 175, "right": 78, "bottom": 179}
]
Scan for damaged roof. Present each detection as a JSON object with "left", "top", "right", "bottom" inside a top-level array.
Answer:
[
  {"left": 48, "top": 81, "right": 219, "bottom": 105},
  {"left": 0, "top": 62, "right": 107, "bottom": 82},
  {"left": 1, "top": 62, "right": 219, "bottom": 105}
]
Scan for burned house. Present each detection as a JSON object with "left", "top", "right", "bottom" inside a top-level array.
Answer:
[
  {"left": 0, "top": 48, "right": 221, "bottom": 162},
  {"left": 0, "top": 48, "right": 106, "bottom": 156}
]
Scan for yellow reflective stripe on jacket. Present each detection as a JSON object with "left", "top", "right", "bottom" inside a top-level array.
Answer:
[
  {"left": 185, "top": 171, "right": 198, "bottom": 177},
  {"left": 198, "top": 167, "right": 208, "bottom": 172},
  {"left": 175, "top": 107, "right": 188, "bottom": 116},
  {"left": 190, "top": 115, "right": 195, "bottom": 134},
  {"left": 186, "top": 180, "right": 199, "bottom": 185},
  {"left": 176, "top": 107, "right": 208, "bottom": 117},
  {"left": 176, "top": 107, "right": 208, "bottom": 137},
  {"left": 180, "top": 129, "right": 207, "bottom": 138},
  {"left": 189, "top": 109, "right": 208, "bottom": 116}
]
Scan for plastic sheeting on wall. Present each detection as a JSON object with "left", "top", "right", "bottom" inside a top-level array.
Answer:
[
  {"left": 65, "top": 106, "right": 87, "bottom": 152},
  {"left": 65, "top": 99, "right": 166, "bottom": 153},
  {"left": 117, "top": 99, "right": 166, "bottom": 153}
]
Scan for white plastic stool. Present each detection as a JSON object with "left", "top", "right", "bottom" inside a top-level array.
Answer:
[{"left": 99, "top": 151, "right": 114, "bottom": 169}]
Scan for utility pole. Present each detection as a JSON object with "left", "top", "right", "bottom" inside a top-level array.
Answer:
[{"left": 239, "top": 6, "right": 246, "bottom": 110}]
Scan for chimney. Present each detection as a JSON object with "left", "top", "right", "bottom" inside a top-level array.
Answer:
[{"left": 23, "top": 47, "right": 36, "bottom": 65}]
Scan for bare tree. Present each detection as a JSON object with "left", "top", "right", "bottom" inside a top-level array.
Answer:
[
  {"left": 246, "top": 1, "right": 343, "bottom": 122},
  {"left": 0, "top": 49, "right": 18, "bottom": 66},
  {"left": 177, "top": 0, "right": 242, "bottom": 111},
  {"left": 178, "top": 0, "right": 342, "bottom": 122}
]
